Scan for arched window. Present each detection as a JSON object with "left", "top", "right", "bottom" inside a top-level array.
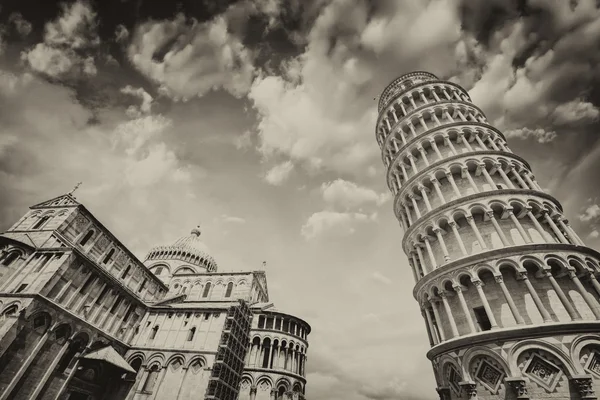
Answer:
[
  {"left": 2, "top": 252, "right": 20, "bottom": 266},
  {"left": 2, "top": 305, "right": 18, "bottom": 317},
  {"left": 187, "top": 327, "right": 196, "bottom": 342},
  {"left": 79, "top": 230, "right": 94, "bottom": 246},
  {"left": 120, "top": 265, "right": 131, "bottom": 279},
  {"left": 153, "top": 266, "right": 163, "bottom": 275},
  {"left": 32, "top": 215, "right": 51, "bottom": 230},
  {"left": 142, "top": 364, "right": 160, "bottom": 393},
  {"left": 102, "top": 249, "right": 115, "bottom": 264},
  {"left": 149, "top": 325, "right": 159, "bottom": 340},
  {"left": 202, "top": 282, "right": 211, "bottom": 298},
  {"left": 225, "top": 282, "right": 234, "bottom": 298},
  {"left": 174, "top": 267, "right": 195, "bottom": 275}
]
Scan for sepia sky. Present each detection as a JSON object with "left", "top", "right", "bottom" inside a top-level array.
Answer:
[{"left": 2, "top": 0, "right": 600, "bottom": 399}]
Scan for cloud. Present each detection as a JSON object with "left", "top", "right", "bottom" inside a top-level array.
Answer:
[
  {"left": 234, "top": 130, "right": 253, "bottom": 150},
  {"left": 263, "top": 160, "right": 294, "bottom": 186},
  {"left": 579, "top": 204, "right": 600, "bottom": 222},
  {"left": 589, "top": 230, "right": 599, "bottom": 239},
  {"left": 9, "top": 12, "right": 32, "bottom": 37},
  {"left": 221, "top": 214, "right": 246, "bottom": 224},
  {"left": 551, "top": 99, "right": 600, "bottom": 126},
  {"left": 301, "top": 210, "right": 375, "bottom": 240},
  {"left": 359, "top": 377, "right": 408, "bottom": 400},
  {"left": 115, "top": 24, "right": 129, "bottom": 43},
  {"left": 371, "top": 271, "right": 392, "bottom": 286},
  {"left": 111, "top": 115, "right": 172, "bottom": 156},
  {"left": 121, "top": 85, "right": 153, "bottom": 117},
  {"left": 128, "top": 13, "right": 255, "bottom": 100},
  {"left": 21, "top": 0, "right": 100, "bottom": 79},
  {"left": 503, "top": 127, "right": 557, "bottom": 144},
  {"left": 248, "top": 0, "right": 469, "bottom": 178},
  {"left": 321, "top": 179, "right": 389, "bottom": 210}
]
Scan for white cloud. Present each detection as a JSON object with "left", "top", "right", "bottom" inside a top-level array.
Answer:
[
  {"left": 9, "top": 12, "right": 32, "bottom": 37},
  {"left": 579, "top": 204, "right": 600, "bottom": 222},
  {"left": 301, "top": 211, "right": 375, "bottom": 240},
  {"left": 128, "top": 14, "right": 255, "bottom": 100},
  {"left": 503, "top": 127, "right": 557, "bottom": 144},
  {"left": 371, "top": 271, "right": 392, "bottom": 286},
  {"left": 111, "top": 115, "right": 172, "bottom": 156},
  {"left": 121, "top": 85, "right": 154, "bottom": 117},
  {"left": 321, "top": 179, "right": 389, "bottom": 210},
  {"left": 234, "top": 130, "right": 253, "bottom": 150},
  {"left": 21, "top": 1, "right": 100, "bottom": 79},
  {"left": 552, "top": 99, "right": 600, "bottom": 126},
  {"left": 589, "top": 230, "right": 599, "bottom": 239},
  {"left": 115, "top": 24, "right": 129, "bottom": 43},
  {"left": 221, "top": 214, "right": 246, "bottom": 224},
  {"left": 264, "top": 161, "right": 294, "bottom": 186}
]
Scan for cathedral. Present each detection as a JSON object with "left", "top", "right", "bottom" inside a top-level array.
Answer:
[
  {"left": 0, "top": 193, "right": 309, "bottom": 400},
  {"left": 375, "top": 71, "right": 600, "bottom": 399}
]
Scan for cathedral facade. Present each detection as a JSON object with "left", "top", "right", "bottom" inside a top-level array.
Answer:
[
  {"left": 375, "top": 71, "right": 600, "bottom": 399},
  {"left": 0, "top": 194, "right": 309, "bottom": 400}
]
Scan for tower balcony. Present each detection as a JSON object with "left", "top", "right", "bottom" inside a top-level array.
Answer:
[
  {"left": 412, "top": 242, "right": 600, "bottom": 352},
  {"left": 376, "top": 79, "right": 474, "bottom": 148},
  {"left": 400, "top": 188, "right": 584, "bottom": 281},
  {"left": 378, "top": 71, "right": 439, "bottom": 113}
]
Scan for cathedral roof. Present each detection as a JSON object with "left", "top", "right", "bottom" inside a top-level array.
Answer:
[{"left": 144, "top": 226, "right": 218, "bottom": 272}]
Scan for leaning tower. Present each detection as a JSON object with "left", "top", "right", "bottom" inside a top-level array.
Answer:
[{"left": 376, "top": 72, "right": 600, "bottom": 400}]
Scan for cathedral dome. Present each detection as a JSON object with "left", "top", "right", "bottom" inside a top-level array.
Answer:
[{"left": 144, "top": 226, "right": 218, "bottom": 272}]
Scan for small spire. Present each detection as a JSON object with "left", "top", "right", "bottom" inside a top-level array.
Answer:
[
  {"left": 191, "top": 225, "right": 201, "bottom": 236},
  {"left": 68, "top": 181, "right": 83, "bottom": 196}
]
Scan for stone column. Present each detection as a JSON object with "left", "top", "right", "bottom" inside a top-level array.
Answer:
[
  {"left": 249, "top": 386, "right": 257, "bottom": 400},
  {"left": 434, "top": 228, "right": 450, "bottom": 262},
  {"left": 487, "top": 211, "right": 510, "bottom": 246},
  {"left": 439, "top": 292, "right": 459, "bottom": 338},
  {"left": 424, "top": 307, "right": 440, "bottom": 344},
  {"left": 408, "top": 154, "right": 418, "bottom": 173},
  {"left": 495, "top": 275, "right": 525, "bottom": 325},
  {"left": 467, "top": 215, "right": 488, "bottom": 250},
  {"left": 526, "top": 209, "right": 554, "bottom": 242},
  {"left": 523, "top": 173, "right": 537, "bottom": 190},
  {"left": 431, "top": 178, "right": 446, "bottom": 203},
  {"left": 417, "top": 146, "right": 430, "bottom": 166},
  {"left": 508, "top": 210, "right": 532, "bottom": 244},
  {"left": 510, "top": 166, "right": 529, "bottom": 189},
  {"left": 519, "top": 272, "right": 553, "bottom": 322},
  {"left": 409, "top": 96, "right": 417, "bottom": 109},
  {"left": 430, "top": 300, "right": 446, "bottom": 341},
  {"left": 446, "top": 172, "right": 462, "bottom": 198},
  {"left": 480, "top": 164, "right": 496, "bottom": 188},
  {"left": 409, "top": 194, "right": 422, "bottom": 219},
  {"left": 453, "top": 285, "right": 476, "bottom": 333},
  {"left": 495, "top": 163, "right": 515, "bottom": 188},
  {"left": 505, "top": 378, "right": 529, "bottom": 399},
  {"left": 569, "top": 271, "right": 600, "bottom": 319},
  {"left": 418, "top": 116, "right": 429, "bottom": 132},
  {"left": 403, "top": 203, "right": 413, "bottom": 225},
  {"left": 449, "top": 221, "right": 468, "bottom": 256},
  {"left": 543, "top": 271, "right": 580, "bottom": 320},
  {"left": 430, "top": 139, "right": 443, "bottom": 160},
  {"left": 0, "top": 325, "right": 54, "bottom": 400},
  {"left": 432, "top": 113, "right": 442, "bottom": 127},
  {"left": 419, "top": 185, "right": 433, "bottom": 212},
  {"left": 399, "top": 102, "right": 407, "bottom": 116},
  {"left": 462, "top": 167, "right": 480, "bottom": 193},
  {"left": 558, "top": 218, "right": 584, "bottom": 245},
  {"left": 443, "top": 134, "right": 458, "bottom": 155},
  {"left": 543, "top": 212, "right": 569, "bottom": 244},
  {"left": 415, "top": 245, "right": 430, "bottom": 274},
  {"left": 459, "top": 132, "right": 473, "bottom": 151},
  {"left": 473, "top": 280, "right": 498, "bottom": 328},
  {"left": 423, "top": 237, "right": 437, "bottom": 270},
  {"left": 408, "top": 122, "right": 417, "bottom": 138}
]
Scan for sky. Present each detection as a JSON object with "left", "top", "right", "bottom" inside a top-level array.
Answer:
[{"left": 2, "top": 0, "right": 600, "bottom": 399}]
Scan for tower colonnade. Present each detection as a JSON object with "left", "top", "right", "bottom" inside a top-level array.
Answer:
[{"left": 375, "top": 71, "right": 600, "bottom": 400}]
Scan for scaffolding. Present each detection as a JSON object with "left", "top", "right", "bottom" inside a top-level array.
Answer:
[{"left": 205, "top": 299, "right": 253, "bottom": 400}]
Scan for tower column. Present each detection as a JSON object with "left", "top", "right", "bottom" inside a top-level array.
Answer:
[
  {"left": 417, "top": 146, "right": 430, "bottom": 166},
  {"left": 453, "top": 285, "right": 476, "bottom": 334},
  {"left": 408, "top": 154, "right": 418, "bottom": 174},
  {"left": 473, "top": 280, "right": 498, "bottom": 329},
  {"left": 408, "top": 122, "right": 417, "bottom": 138},
  {"left": 520, "top": 273, "right": 553, "bottom": 322},
  {"left": 430, "top": 300, "right": 446, "bottom": 341},
  {"left": 474, "top": 134, "right": 487, "bottom": 150},
  {"left": 423, "top": 237, "right": 437, "bottom": 270},
  {"left": 462, "top": 167, "right": 480, "bottom": 193},
  {"left": 543, "top": 212, "right": 569, "bottom": 244},
  {"left": 495, "top": 163, "right": 515, "bottom": 188},
  {"left": 419, "top": 185, "right": 433, "bottom": 212},
  {"left": 510, "top": 166, "right": 528, "bottom": 189},
  {"left": 415, "top": 245, "right": 430, "bottom": 274},
  {"left": 558, "top": 218, "right": 584, "bottom": 245},
  {"left": 431, "top": 178, "right": 446, "bottom": 204},
  {"left": 449, "top": 221, "right": 468, "bottom": 256},
  {"left": 569, "top": 271, "right": 600, "bottom": 319},
  {"left": 443, "top": 134, "right": 458, "bottom": 155},
  {"left": 410, "top": 194, "right": 422, "bottom": 219},
  {"left": 445, "top": 171, "right": 461, "bottom": 198},
  {"left": 434, "top": 228, "right": 450, "bottom": 262},
  {"left": 543, "top": 271, "right": 580, "bottom": 321},
  {"left": 526, "top": 209, "right": 554, "bottom": 242},
  {"left": 429, "top": 139, "right": 443, "bottom": 160},
  {"left": 487, "top": 211, "right": 510, "bottom": 246},
  {"left": 467, "top": 215, "right": 488, "bottom": 250},
  {"left": 423, "top": 308, "right": 439, "bottom": 344},
  {"left": 439, "top": 292, "right": 459, "bottom": 338},
  {"left": 480, "top": 164, "right": 496, "bottom": 188},
  {"left": 495, "top": 275, "right": 525, "bottom": 325},
  {"left": 458, "top": 132, "right": 473, "bottom": 151},
  {"left": 507, "top": 210, "right": 532, "bottom": 244}
]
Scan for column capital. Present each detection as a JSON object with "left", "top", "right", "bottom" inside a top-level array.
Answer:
[
  {"left": 568, "top": 270, "right": 579, "bottom": 280},
  {"left": 494, "top": 275, "right": 504, "bottom": 284},
  {"left": 250, "top": 386, "right": 258, "bottom": 395},
  {"left": 433, "top": 227, "right": 442, "bottom": 234},
  {"left": 439, "top": 291, "right": 448, "bottom": 299},
  {"left": 466, "top": 215, "right": 474, "bottom": 222},
  {"left": 444, "top": 170, "right": 453, "bottom": 177},
  {"left": 505, "top": 377, "right": 529, "bottom": 399},
  {"left": 452, "top": 284, "right": 463, "bottom": 293},
  {"left": 416, "top": 145, "right": 425, "bottom": 152},
  {"left": 493, "top": 162, "right": 503, "bottom": 168},
  {"left": 459, "top": 381, "right": 477, "bottom": 399},
  {"left": 571, "top": 375, "right": 596, "bottom": 400},
  {"left": 407, "top": 153, "right": 416, "bottom": 160},
  {"left": 423, "top": 235, "right": 432, "bottom": 243},
  {"left": 431, "top": 177, "right": 440, "bottom": 185},
  {"left": 472, "top": 279, "right": 483, "bottom": 288},
  {"left": 460, "top": 165, "right": 468, "bottom": 172},
  {"left": 442, "top": 133, "right": 450, "bottom": 139},
  {"left": 436, "top": 387, "right": 451, "bottom": 400},
  {"left": 448, "top": 220, "right": 457, "bottom": 228},
  {"left": 485, "top": 210, "right": 496, "bottom": 219},
  {"left": 417, "top": 184, "right": 427, "bottom": 192},
  {"left": 428, "top": 137, "right": 437, "bottom": 144}
]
